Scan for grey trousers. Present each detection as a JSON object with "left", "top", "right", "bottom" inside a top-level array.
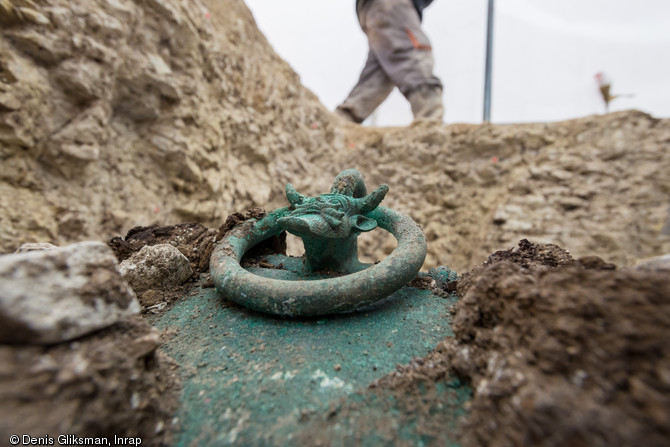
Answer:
[{"left": 337, "top": 0, "right": 444, "bottom": 123}]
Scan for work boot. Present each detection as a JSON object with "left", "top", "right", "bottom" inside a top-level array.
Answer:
[
  {"left": 334, "top": 107, "right": 363, "bottom": 124},
  {"left": 408, "top": 85, "right": 444, "bottom": 121}
]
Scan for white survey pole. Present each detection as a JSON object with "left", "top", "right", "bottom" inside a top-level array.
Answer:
[{"left": 483, "top": 0, "right": 495, "bottom": 122}]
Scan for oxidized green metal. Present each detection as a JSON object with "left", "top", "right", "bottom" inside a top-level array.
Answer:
[
  {"left": 210, "top": 169, "right": 427, "bottom": 316},
  {"left": 280, "top": 169, "right": 389, "bottom": 273}
]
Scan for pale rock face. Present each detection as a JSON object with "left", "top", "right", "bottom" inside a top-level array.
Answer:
[
  {"left": 119, "top": 243, "right": 193, "bottom": 293},
  {"left": 0, "top": 0, "right": 337, "bottom": 254},
  {"left": 343, "top": 112, "right": 670, "bottom": 270},
  {"left": 0, "top": 0, "right": 669, "bottom": 274},
  {"left": 0, "top": 241, "right": 140, "bottom": 344}
]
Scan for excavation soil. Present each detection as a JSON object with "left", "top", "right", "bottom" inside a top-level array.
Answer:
[
  {"left": 1, "top": 0, "right": 669, "bottom": 445},
  {"left": 0, "top": 317, "right": 181, "bottom": 446},
  {"left": 3, "top": 230, "right": 667, "bottom": 447},
  {"left": 376, "top": 239, "right": 670, "bottom": 447}
]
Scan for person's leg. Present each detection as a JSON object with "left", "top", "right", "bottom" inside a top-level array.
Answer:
[
  {"left": 407, "top": 84, "right": 444, "bottom": 120},
  {"left": 365, "top": 0, "right": 444, "bottom": 120},
  {"left": 336, "top": 49, "right": 395, "bottom": 123}
]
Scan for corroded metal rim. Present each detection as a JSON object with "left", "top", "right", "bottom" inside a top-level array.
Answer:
[{"left": 210, "top": 206, "right": 427, "bottom": 317}]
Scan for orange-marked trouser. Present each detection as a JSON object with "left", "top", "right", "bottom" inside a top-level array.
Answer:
[{"left": 337, "top": 0, "right": 443, "bottom": 123}]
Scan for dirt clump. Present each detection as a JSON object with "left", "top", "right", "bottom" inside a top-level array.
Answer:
[
  {"left": 455, "top": 238, "right": 576, "bottom": 294},
  {"left": 0, "top": 317, "right": 180, "bottom": 446},
  {"left": 108, "top": 223, "right": 216, "bottom": 312},
  {"left": 378, "top": 240, "right": 670, "bottom": 447},
  {"left": 109, "top": 223, "right": 218, "bottom": 274},
  {"left": 108, "top": 209, "right": 272, "bottom": 274}
]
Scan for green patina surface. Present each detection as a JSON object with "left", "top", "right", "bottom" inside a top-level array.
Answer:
[{"left": 151, "top": 282, "right": 469, "bottom": 446}]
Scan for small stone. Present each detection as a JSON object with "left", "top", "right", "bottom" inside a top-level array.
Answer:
[
  {"left": 147, "top": 302, "right": 167, "bottom": 314},
  {"left": 119, "top": 244, "right": 193, "bottom": 293},
  {"left": 59, "top": 143, "right": 101, "bottom": 161},
  {"left": 129, "top": 331, "right": 161, "bottom": 358},
  {"left": 0, "top": 241, "right": 140, "bottom": 344},
  {"left": 54, "top": 58, "right": 109, "bottom": 101},
  {"left": 333, "top": 364, "right": 341, "bottom": 372}
]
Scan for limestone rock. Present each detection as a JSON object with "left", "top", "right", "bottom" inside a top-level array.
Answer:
[
  {"left": 339, "top": 111, "right": 670, "bottom": 271},
  {"left": 0, "top": 241, "right": 140, "bottom": 344},
  {"left": 0, "top": 0, "right": 337, "bottom": 256},
  {"left": 119, "top": 243, "right": 193, "bottom": 294},
  {"left": 54, "top": 58, "right": 112, "bottom": 101}
]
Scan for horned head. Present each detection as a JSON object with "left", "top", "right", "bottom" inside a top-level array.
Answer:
[{"left": 279, "top": 182, "right": 389, "bottom": 239}]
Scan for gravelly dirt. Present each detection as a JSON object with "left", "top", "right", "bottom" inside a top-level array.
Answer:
[{"left": 376, "top": 239, "right": 670, "bottom": 447}]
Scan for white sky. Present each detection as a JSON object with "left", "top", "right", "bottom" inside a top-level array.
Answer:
[{"left": 246, "top": 0, "right": 670, "bottom": 126}]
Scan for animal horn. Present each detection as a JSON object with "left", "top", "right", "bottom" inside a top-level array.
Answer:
[
  {"left": 330, "top": 169, "right": 367, "bottom": 197},
  {"left": 285, "top": 183, "right": 306, "bottom": 206},
  {"left": 358, "top": 184, "right": 389, "bottom": 214}
]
